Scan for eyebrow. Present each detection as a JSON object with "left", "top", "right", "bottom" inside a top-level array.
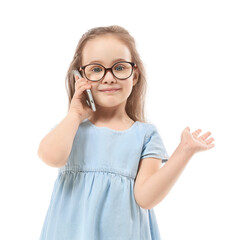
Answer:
[{"left": 88, "top": 58, "right": 129, "bottom": 65}]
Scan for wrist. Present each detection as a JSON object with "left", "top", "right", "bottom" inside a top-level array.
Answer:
[
  {"left": 67, "top": 111, "right": 84, "bottom": 124},
  {"left": 178, "top": 142, "right": 196, "bottom": 158}
]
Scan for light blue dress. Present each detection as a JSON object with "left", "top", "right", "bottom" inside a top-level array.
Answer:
[{"left": 39, "top": 118, "right": 169, "bottom": 240}]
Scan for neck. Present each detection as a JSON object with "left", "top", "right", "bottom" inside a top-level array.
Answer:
[{"left": 88, "top": 103, "right": 131, "bottom": 123}]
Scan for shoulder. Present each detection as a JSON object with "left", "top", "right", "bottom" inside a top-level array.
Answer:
[
  {"left": 138, "top": 121, "right": 160, "bottom": 136},
  {"left": 136, "top": 120, "right": 156, "bottom": 130}
]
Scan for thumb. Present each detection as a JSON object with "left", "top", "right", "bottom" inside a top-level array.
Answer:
[{"left": 184, "top": 126, "right": 190, "bottom": 131}]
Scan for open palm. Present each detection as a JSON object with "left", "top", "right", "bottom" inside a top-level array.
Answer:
[{"left": 180, "top": 127, "right": 215, "bottom": 154}]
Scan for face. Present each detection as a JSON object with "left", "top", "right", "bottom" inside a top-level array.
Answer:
[{"left": 81, "top": 35, "right": 139, "bottom": 109}]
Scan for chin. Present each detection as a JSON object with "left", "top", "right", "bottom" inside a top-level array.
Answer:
[
  {"left": 96, "top": 100, "right": 123, "bottom": 108},
  {"left": 97, "top": 103, "right": 119, "bottom": 108}
]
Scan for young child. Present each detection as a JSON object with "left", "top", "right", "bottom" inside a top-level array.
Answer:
[{"left": 38, "top": 25, "right": 215, "bottom": 240}]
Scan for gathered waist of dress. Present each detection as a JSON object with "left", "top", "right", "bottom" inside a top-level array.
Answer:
[{"left": 58, "top": 165, "right": 136, "bottom": 180}]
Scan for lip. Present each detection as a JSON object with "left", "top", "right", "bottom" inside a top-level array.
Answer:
[{"left": 99, "top": 88, "right": 121, "bottom": 93}]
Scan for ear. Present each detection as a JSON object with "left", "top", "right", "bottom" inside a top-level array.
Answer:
[{"left": 132, "top": 69, "right": 139, "bottom": 86}]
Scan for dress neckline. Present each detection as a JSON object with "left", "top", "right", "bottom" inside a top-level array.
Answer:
[{"left": 86, "top": 119, "right": 138, "bottom": 133}]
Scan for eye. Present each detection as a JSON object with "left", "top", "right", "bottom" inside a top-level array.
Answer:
[
  {"left": 92, "top": 67, "right": 102, "bottom": 72},
  {"left": 114, "top": 65, "right": 125, "bottom": 71}
]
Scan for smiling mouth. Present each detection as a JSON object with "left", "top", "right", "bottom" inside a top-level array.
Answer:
[{"left": 100, "top": 89, "right": 120, "bottom": 93}]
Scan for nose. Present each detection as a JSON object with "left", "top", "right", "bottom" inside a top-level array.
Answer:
[{"left": 101, "top": 69, "right": 117, "bottom": 84}]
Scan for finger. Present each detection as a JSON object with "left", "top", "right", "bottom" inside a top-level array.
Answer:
[
  {"left": 73, "top": 84, "right": 91, "bottom": 99},
  {"left": 75, "top": 85, "right": 90, "bottom": 97},
  {"left": 78, "top": 83, "right": 91, "bottom": 92},
  {"left": 192, "top": 129, "right": 202, "bottom": 137},
  {"left": 207, "top": 143, "right": 215, "bottom": 149},
  {"left": 74, "top": 74, "right": 85, "bottom": 82},
  {"left": 74, "top": 68, "right": 83, "bottom": 80},
  {"left": 199, "top": 132, "right": 212, "bottom": 140},
  {"left": 206, "top": 137, "right": 215, "bottom": 144},
  {"left": 75, "top": 80, "right": 90, "bottom": 90},
  {"left": 74, "top": 75, "right": 79, "bottom": 81}
]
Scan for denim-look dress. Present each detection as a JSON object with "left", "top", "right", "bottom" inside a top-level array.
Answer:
[{"left": 39, "top": 118, "right": 169, "bottom": 240}]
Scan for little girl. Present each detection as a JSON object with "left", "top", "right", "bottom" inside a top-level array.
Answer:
[{"left": 38, "top": 25, "right": 215, "bottom": 240}]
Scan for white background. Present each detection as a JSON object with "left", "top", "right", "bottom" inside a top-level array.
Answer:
[{"left": 0, "top": 0, "right": 240, "bottom": 239}]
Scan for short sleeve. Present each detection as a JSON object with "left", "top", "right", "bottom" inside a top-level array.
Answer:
[{"left": 141, "top": 124, "right": 169, "bottom": 163}]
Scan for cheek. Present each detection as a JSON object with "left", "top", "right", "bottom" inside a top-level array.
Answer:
[
  {"left": 89, "top": 83, "right": 97, "bottom": 93},
  {"left": 125, "top": 80, "right": 134, "bottom": 91}
]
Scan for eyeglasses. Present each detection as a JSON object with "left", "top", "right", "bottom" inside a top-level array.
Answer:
[{"left": 80, "top": 61, "right": 137, "bottom": 82}]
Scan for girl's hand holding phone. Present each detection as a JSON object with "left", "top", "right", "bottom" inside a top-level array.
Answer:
[{"left": 69, "top": 75, "right": 94, "bottom": 120}]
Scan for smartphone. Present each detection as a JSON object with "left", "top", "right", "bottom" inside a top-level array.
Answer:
[{"left": 72, "top": 70, "right": 96, "bottom": 112}]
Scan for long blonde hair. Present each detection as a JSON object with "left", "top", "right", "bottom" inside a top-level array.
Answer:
[{"left": 65, "top": 25, "right": 148, "bottom": 123}]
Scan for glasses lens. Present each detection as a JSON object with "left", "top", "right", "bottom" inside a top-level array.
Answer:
[
  {"left": 112, "top": 62, "right": 132, "bottom": 79},
  {"left": 84, "top": 62, "right": 133, "bottom": 81},
  {"left": 85, "top": 64, "right": 105, "bottom": 81}
]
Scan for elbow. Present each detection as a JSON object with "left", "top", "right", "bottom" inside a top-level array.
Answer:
[
  {"left": 134, "top": 192, "right": 150, "bottom": 210},
  {"left": 140, "top": 205, "right": 150, "bottom": 210},
  {"left": 134, "top": 193, "right": 158, "bottom": 210},
  {"left": 136, "top": 200, "right": 151, "bottom": 210},
  {"left": 136, "top": 200, "right": 148, "bottom": 210},
  {"left": 136, "top": 200, "right": 156, "bottom": 210},
  {"left": 37, "top": 147, "right": 64, "bottom": 168}
]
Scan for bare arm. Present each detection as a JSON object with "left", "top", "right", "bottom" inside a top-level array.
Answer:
[
  {"left": 37, "top": 112, "right": 85, "bottom": 168},
  {"left": 135, "top": 127, "right": 215, "bottom": 209},
  {"left": 136, "top": 143, "right": 194, "bottom": 209}
]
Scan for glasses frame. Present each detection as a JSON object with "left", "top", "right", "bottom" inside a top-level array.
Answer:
[{"left": 80, "top": 61, "right": 137, "bottom": 82}]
